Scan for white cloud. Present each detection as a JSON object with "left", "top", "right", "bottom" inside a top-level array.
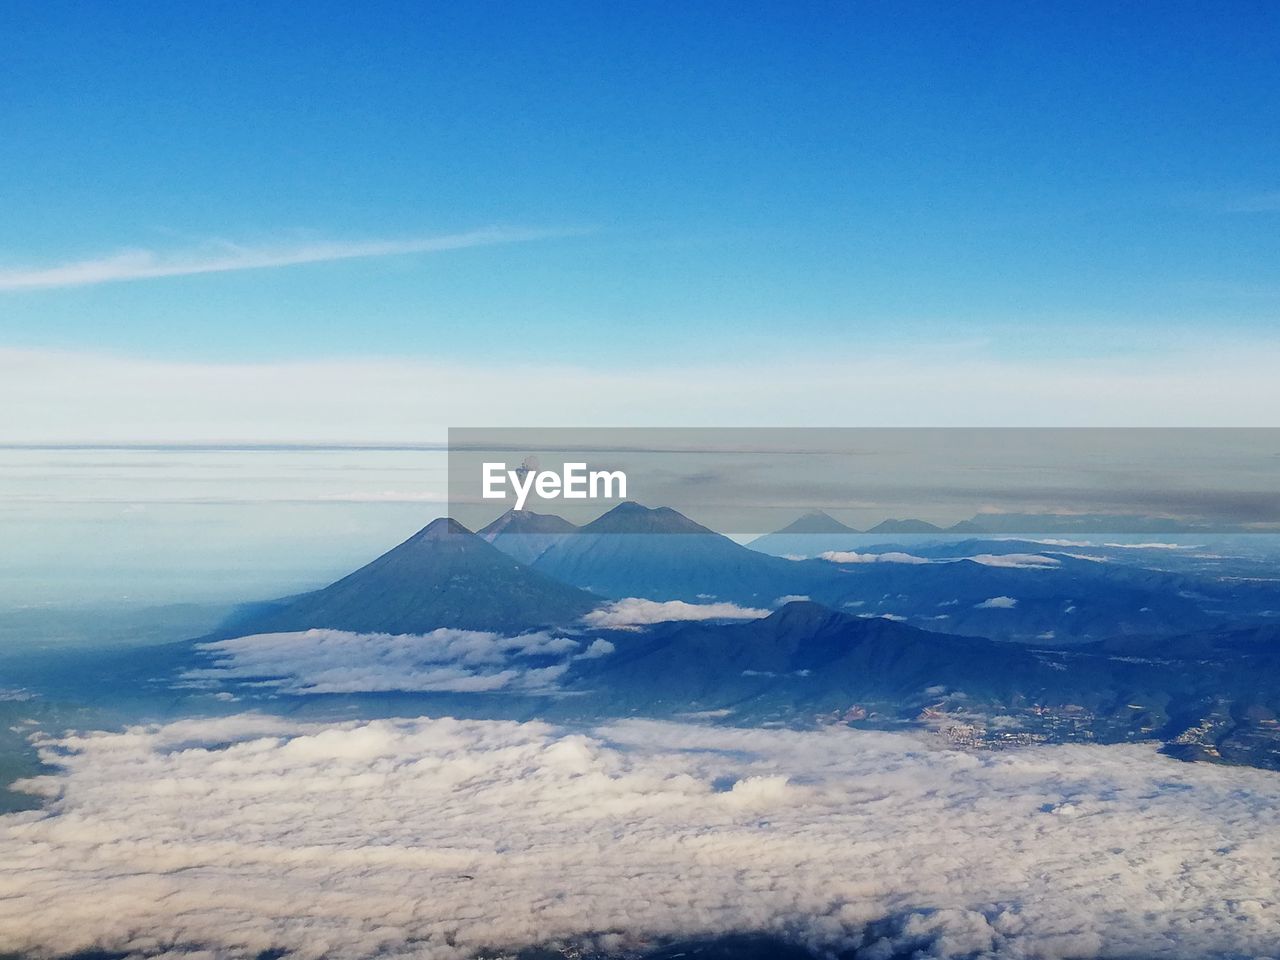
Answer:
[
  {"left": 188, "top": 628, "right": 581, "bottom": 694},
  {"left": 975, "top": 596, "right": 1019, "bottom": 609},
  {"left": 965, "top": 553, "right": 1061, "bottom": 569},
  {"left": 0, "top": 226, "right": 569, "bottom": 291},
  {"left": 3, "top": 715, "right": 1280, "bottom": 959},
  {"left": 575, "top": 638, "right": 616, "bottom": 659},
  {"left": 1103, "top": 542, "right": 1197, "bottom": 550},
  {"left": 774, "top": 594, "right": 810, "bottom": 604},
  {"left": 583, "top": 598, "right": 770, "bottom": 629},
  {"left": 820, "top": 550, "right": 930, "bottom": 565},
  {"left": 822, "top": 552, "right": 1058, "bottom": 570}
]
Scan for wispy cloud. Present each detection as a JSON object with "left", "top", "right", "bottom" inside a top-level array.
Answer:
[{"left": 0, "top": 226, "right": 572, "bottom": 291}]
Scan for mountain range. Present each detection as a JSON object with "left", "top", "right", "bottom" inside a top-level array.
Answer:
[
  {"left": 228, "top": 504, "right": 1280, "bottom": 645},
  {"left": 748, "top": 510, "right": 1254, "bottom": 557},
  {"left": 193, "top": 504, "right": 1280, "bottom": 770}
]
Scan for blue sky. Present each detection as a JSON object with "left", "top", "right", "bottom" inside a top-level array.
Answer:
[
  {"left": 2, "top": 1, "right": 1278, "bottom": 364},
  {"left": 2, "top": 3, "right": 1278, "bottom": 602}
]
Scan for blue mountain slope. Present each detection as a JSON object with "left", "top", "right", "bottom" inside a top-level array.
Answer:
[{"left": 215, "top": 518, "right": 601, "bottom": 636}]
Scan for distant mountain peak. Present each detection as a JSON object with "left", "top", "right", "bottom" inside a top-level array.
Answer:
[
  {"left": 415, "top": 517, "right": 474, "bottom": 540},
  {"left": 772, "top": 510, "right": 860, "bottom": 535},
  {"left": 479, "top": 509, "right": 578, "bottom": 540},
  {"left": 583, "top": 502, "right": 715, "bottom": 535},
  {"left": 220, "top": 514, "right": 597, "bottom": 635},
  {"left": 866, "top": 518, "right": 943, "bottom": 534},
  {"left": 758, "top": 599, "right": 852, "bottom": 632},
  {"left": 478, "top": 509, "right": 580, "bottom": 564}
]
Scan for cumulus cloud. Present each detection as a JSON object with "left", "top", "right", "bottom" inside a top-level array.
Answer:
[
  {"left": 3, "top": 716, "right": 1280, "bottom": 960},
  {"left": 0, "top": 226, "right": 570, "bottom": 291},
  {"left": 820, "top": 550, "right": 930, "bottom": 565},
  {"left": 975, "top": 596, "right": 1019, "bottom": 609},
  {"left": 186, "top": 628, "right": 582, "bottom": 694},
  {"left": 583, "top": 598, "right": 770, "bottom": 629}
]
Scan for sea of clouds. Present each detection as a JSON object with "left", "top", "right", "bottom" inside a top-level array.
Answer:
[{"left": 3, "top": 715, "right": 1279, "bottom": 960}]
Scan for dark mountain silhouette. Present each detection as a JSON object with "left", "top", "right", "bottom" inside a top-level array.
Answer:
[
  {"left": 217, "top": 518, "right": 600, "bottom": 635},
  {"left": 479, "top": 509, "right": 579, "bottom": 565}
]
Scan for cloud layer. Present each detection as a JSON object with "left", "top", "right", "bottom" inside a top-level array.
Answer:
[
  {"left": 4, "top": 715, "right": 1280, "bottom": 959},
  {"left": 187, "top": 628, "right": 589, "bottom": 694},
  {"left": 9, "top": 345, "right": 1280, "bottom": 448}
]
